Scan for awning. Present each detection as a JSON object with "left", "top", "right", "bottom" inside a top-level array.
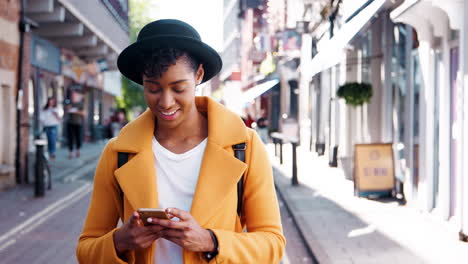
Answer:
[
  {"left": 309, "top": 0, "right": 386, "bottom": 77},
  {"left": 242, "top": 79, "right": 279, "bottom": 104}
]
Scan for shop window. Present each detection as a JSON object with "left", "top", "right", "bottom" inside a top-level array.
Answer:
[{"left": 361, "top": 31, "right": 372, "bottom": 83}]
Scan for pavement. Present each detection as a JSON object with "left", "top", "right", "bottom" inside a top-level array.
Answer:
[
  {"left": 270, "top": 143, "right": 468, "bottom": 264},
  {"left": 0, "top": 141, "right": 104, "bottom": 263},
  {"left": 48, "top": 140, "right": 107, "bottom": 182}
]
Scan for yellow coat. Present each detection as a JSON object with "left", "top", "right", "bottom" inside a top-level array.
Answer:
[{"left": 77, "top": 97, "right": 286, "bottom": 263}]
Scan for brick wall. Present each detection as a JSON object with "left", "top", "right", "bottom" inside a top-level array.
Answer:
[
  {"left": 0, "top": 0, "right": 20, "bottom": 190},
  {"left": 0, "top": 0, "right": 20, "bottom": 22}
]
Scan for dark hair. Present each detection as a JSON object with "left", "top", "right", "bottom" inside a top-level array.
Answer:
[
  {"left": 43, "top": 97, "right": 55, "bottom": 110},
  {"left": 141, "top": 48, "right": 200, "bottom": 79}
]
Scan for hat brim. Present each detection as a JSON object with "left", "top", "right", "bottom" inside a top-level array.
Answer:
[{"left": 117, "top": 36, "right": 222, "bottom": 85}]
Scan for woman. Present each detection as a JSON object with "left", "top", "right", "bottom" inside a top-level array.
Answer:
[
  {"left": 41, "top": 97, "right": 61, "bottom": 160},
  {"left": 77, "top": 19, "right": 285, "bottom": 263},
  {"left": 65, "top": 102, "right": 85, "bottom": 158}
]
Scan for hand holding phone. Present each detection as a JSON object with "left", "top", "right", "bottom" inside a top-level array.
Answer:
[{"left": 137, "top": 208, "right": 170, "bottom": 226}]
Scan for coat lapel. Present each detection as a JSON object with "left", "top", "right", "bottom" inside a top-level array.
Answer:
[
  {"left": 190, "top": 97, "right": 250, "bottom": 226},
  {"left": 114, "top": 150, "right": 158, "bottom": 210},
  {"left": 113, "top": 110, "right": 158, "bottom": 211},
  {"left": 190, "top": 141, "right": 247, "bottom": 226}
]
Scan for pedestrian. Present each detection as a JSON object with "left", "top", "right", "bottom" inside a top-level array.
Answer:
[
  {"left": 65, "top": 102, "right": 84, "bottom": 159},
  {"left": 256, "top": 117, "right": 269, "bottom": 144},
  {"left": 243, "top": 113, "right": 254, "bottom": 128},
  {"left": 41, "top": 97, "right": 61, "bottom": 160},
  {"left": 77, "top": 19, "right": 285, "bottom": 264}
]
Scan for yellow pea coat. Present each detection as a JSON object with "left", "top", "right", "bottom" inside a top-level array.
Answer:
[{"left": 76, "top": 97, "right": 286, "bottom": 263}]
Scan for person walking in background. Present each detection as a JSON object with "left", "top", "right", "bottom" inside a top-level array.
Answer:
[
  {"left": 256, "top": 117, "right": 269, "bottom": 144},
  {"left": 65, "top": 103, "right": 85, "bottom": 159},
  {"left": 110, "top": 108, "right": 129, "bottom": 137},
  {"left": 243, "top": 113, "right": 254, "bottom": 128},
  {"left": 41, "top": 97, "right": 61, "bottom": 160}
]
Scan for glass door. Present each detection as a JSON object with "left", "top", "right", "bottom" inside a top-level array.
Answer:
[
  {"left": 411, "top": 49, "right": 421, "bottom": 196},
  {"left": 392, "top": 24, "right": 408, "bottom": 186},
  {"left": 433, "top": 51, "right": 442, "bottom": 209},
  {"left": 449, "top": 46, "right": 459, "bottom": 217}
]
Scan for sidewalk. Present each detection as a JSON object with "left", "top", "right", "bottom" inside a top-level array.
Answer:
[
  {"left": 0, "top": 141, "right": 105, "bottom": 244},
  {"left": 48, "top": 140, "right": 107, "bottom": 182},
  {"left": 270, "top": 143, "right": 468, "bottom": 264}
]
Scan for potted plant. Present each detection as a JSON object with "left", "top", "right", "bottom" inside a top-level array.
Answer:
[
  {"left": 336, "top": 82, "right": 373, "bottom": 179},
  {"left": 336, "top": 82, "right": 373, "bottom": 107}
]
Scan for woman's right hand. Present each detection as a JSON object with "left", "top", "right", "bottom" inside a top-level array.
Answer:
[{"left": 113, "top": 211, "right": 165, "bottom": 255}]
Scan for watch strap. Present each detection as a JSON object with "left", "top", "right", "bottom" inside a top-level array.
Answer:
[{"left": 203, "top": 229, "right": 219, "bottom": 261}]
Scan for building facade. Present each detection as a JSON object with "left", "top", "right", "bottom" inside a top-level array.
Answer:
[
  {"left": 219, "top": 0, "right": 468, "bottom": 242},
  {"left": 13, "top": 0, "right": 129, "bottom": 187},
  {"left": 301, "top": 0, "right": 468, "bottom": 239},
  {"left": 219, "top": 0, "right": 243, "bottom": 114},
  {"left": 0, "top": 0, "right": 21, "bottom": 190}
]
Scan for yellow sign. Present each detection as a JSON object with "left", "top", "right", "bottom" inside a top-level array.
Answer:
[{"left": 354, "top": 144, "right": 395, "bottom": 192}]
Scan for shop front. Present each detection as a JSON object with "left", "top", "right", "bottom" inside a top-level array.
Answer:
[
  {"left": 391, "top": 0, "right": 465, "bottom": 230},
  {"left": 22, "top": 34, "right": 62, "bottom": 183}
]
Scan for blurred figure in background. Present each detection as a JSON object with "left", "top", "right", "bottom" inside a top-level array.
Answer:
[
  {"left": 110, "top": 108, "right": 128, "bottom": 137},
  {"left": 256, "top": 117, "right": 269, "bottom": 144},
  {"left": 65, "top": 102, "right": 85, "bottom": 159},
  {"left": 243, "top": 114, "right": 254, "bottom": 128},
  {"left": 41, "top": 97, "right": 61, "bottom": 160}
]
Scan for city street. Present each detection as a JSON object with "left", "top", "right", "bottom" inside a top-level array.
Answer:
[
  {"left": 2, "top": 0, "right": 468, "bottom": 263},
  {"left": 0, "top": 143, "right": 314, "bottom": 264}
]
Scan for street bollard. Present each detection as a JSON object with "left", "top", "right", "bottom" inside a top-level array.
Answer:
[
  {"left": 279, "top": 139, "right": 283, "bottom": 164},
  {"left": 34, "top": 139, "right": 47, "bottom": 197},
  {"left": 292, "top": 142, "right": 298, "bottom": 185},
  {"left": 274, "top": 138, "right": 278, "bottom": 157}
]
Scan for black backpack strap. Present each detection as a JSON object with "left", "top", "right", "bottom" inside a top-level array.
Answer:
[
  {"left": 118, "top": 152, "right": 129, "bottom": 169},
  {"left": 117, "top": 152, "right": 129, "bottom": 217},
  {"left": 233, "top": 143, "right": 246, "bottom": 219}
]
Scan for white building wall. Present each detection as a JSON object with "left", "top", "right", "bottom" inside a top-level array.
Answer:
[
  {"left": 367, "top": 16, "right": 384, "bottom": 143},
  {"left": 461, "top": 0, "right": 468, "bottom": 238}
]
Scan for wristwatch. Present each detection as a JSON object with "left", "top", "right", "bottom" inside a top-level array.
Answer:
[{"left": 203, "top": 229, "right": 219, "bottom": 261}]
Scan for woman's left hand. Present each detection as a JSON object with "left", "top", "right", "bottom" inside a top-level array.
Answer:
[{"left": 148, "top": 208, "right": 214, "bottom": 252}]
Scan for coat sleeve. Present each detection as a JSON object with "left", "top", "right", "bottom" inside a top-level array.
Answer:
[
  {"left": 211, "top": 130, "right": 286, "bottom": 263},
  {"left": 76, "top": 139, "right": 133, "bottom": 264}
]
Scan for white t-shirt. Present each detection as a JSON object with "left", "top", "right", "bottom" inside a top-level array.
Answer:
[
  {"left": 152, "top": 136, "right": 207, "bottom": 264},
  {"left": 41, "top": 108, "right": 60, "bottom": 127}
]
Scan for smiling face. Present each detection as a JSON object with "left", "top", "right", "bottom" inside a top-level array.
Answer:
[{"left": 143, "top": 56, "right": 204, "bottom": 130}]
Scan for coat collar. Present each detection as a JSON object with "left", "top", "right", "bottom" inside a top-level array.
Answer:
[
  {"left": 113, "top": 97, "right": 249, "bottom": 225},
  {"left": 114, "top": 96, "right": 249, "bottom": 152}
]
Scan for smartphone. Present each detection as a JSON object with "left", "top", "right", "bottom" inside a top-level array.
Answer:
[{"left": 137, "top": 208, "right": 170, "bottom": 225}]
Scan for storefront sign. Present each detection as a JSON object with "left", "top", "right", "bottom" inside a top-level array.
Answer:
[
  {"left": 30, "top": 34, "right": 61, "bottom": 74},
  {"left": 61, "top": 49, "right": 103, "bottom": 88},
  {"left": 354, "top": 143, "right": 395, "bottom": 192}
]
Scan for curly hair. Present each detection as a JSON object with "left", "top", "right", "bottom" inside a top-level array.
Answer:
[{"left": 141, "top": 48, "right": 200, "bottom": 79}]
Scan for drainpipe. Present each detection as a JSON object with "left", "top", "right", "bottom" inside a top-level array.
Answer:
[
  {"left": 15, "top": 0, "right": 27, "bottom": 184},
  {"left": 16, "top": 0, "right": 37, "bottom": 184}
]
